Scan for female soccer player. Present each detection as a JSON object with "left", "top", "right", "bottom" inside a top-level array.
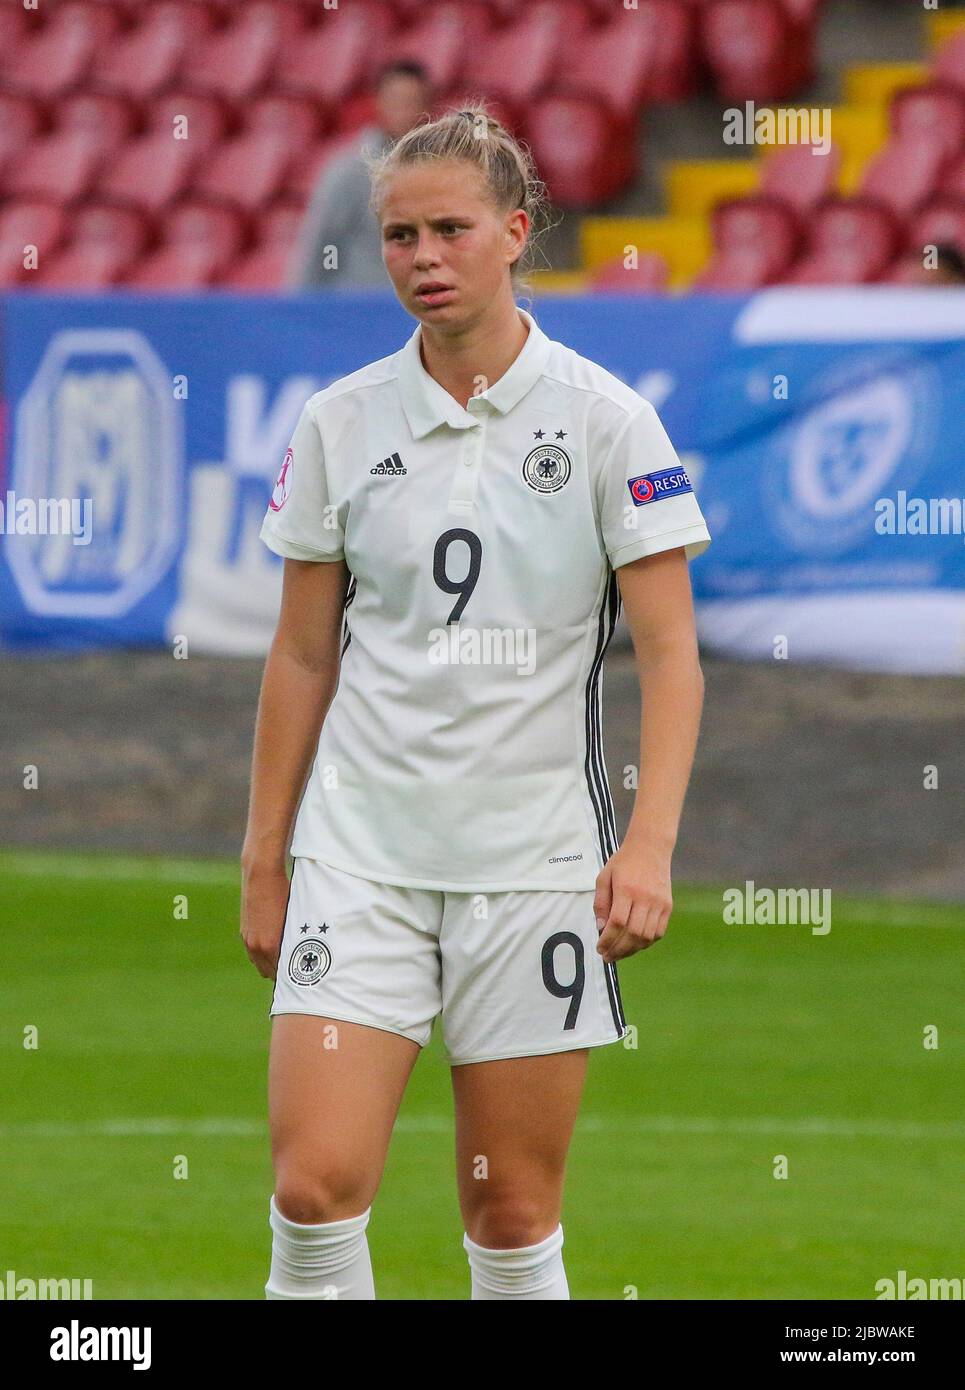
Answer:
[{"left": 242, "top": 106, "right": 711, "bottom": 1301}]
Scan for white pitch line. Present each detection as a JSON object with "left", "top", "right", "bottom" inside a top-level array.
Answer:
[{"left": 0, "top": 1116, "right": 962, "bottom": 1141}]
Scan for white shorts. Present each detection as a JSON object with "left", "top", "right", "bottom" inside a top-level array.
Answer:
[{"left": 270, "top": 857, "right": 628, "bottom": 1066}]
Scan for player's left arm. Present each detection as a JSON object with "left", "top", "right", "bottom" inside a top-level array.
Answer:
[{"left": 594, "top": 546, "right": 704, "bottom": 963}]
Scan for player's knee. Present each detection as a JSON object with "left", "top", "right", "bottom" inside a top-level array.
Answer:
[
  {"left": 465, "top": 1194, "right": 560, "bottom": 1250},
  {"left": 273, "top": 1164, "right": 371, "bottom": 1224}
]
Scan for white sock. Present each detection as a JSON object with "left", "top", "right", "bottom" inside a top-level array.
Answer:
[
  {"left": 463, "top": 1224, "right": 570, "bottom": 1299},
  {"left": 265, "top": 1194, "right": 375, "bottom": 1300}
]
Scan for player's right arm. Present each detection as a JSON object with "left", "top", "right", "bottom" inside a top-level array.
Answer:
[{"left": 240, "top": 555, "right": 349, "bottom": 978}]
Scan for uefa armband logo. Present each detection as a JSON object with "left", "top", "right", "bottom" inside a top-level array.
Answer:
[
  {"left": 627, "top": 467, "right": 693, "bottom": 506},
  {"left": 270, "top": 447, "right": 294, "bottom": 512}
]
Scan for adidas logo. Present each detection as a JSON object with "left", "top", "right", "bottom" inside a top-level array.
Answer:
[{"left": 371, "top": 452, "right": 407, "bottom": 476}]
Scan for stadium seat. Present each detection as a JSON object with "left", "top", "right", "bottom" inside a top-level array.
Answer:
[
  {"left": 192, "top": 132, "right": 294, "bottom": 213},
  {"left": 100, "top": 133, "right": 200, "bottom": 213},
  {"left": 890, "top": 83, "right": 965, "bottom": 163},
  {"left": 92, "top": 1, "right": 212, "bottom": 99},
  {"left": 631, "top": 0, "right": 699, "bottom": 104},
  {"left": 524, "top": 94, "right": 636, "bottom": 207},
  {"left": 0, "top": 3, "right": 30, "bottom": 55},
  {"left": 859, "top": 135, "right": 948, "bottom": 219},
  {"left": 784, "top": 197, "right": 899, "bottom": 283},
  {"left": 589, "top": 251, "right": 669, "bottom": 292},
  {"left": 932, "top": 29, "right": 965, "bottom": 94},
  {"left": 464, "top": 1, "right": 588, "bottom": 114},
  {"left": 385, "top": 2, "right": 493, "bottom": 92},
  {"left": 278, "top": 2, "right": 395, "bottom": 107},
  {"left": 940, "top": 152, "right": 965, "bottom": 198},
  {"left": 552, "top": 9, "right": 663, "bottom": 121},
  {"left": 4, "top": 131, "right": 106, "bottom": 203},
  {"left": 701, "top": 0, "right": 808, "bottom": 103},
  {"left": 0, "top": 201, "right": 66, "bottom": 287},
  {"left": 180, "top": 4, "right": 295, "bottom": 103},
  {"left": 243, "top": 94, "right": 327, "bottom": 147},
  {"left": 2, "top": 5, "right": 99, "bottom": 99},
  {"left": 0, "top": 93, "right": 44, "bottom": 174},
  {"left": 693, "top": 196, "right": 799, "bottom": 289},
  {"left": 256, "top": 200, "right": 304, "bottom": 247},
  {"left": 128, "top": 199, "right": 245, "bottom": 288},
  {"left": 222, "top": 244, "right": 292, "bottom": 289},
  {"left": 55, "top": 93, "right": 138, "bottom": 155},
  {"left": 759, "top": 142, "right": 840, "bottom": 216},
  {"left": 333, "top": 92, "right": 381, "bottom": 136},
  {"left": 36, "top": 201, "right": 150, "bottom": 287},
  {"left": 147, "top": 92, "right": 231, "bottom": 159}
]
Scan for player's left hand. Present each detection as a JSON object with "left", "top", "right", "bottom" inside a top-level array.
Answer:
[{"left": 594, "top": 843, "right": 673, "bottom": 962}]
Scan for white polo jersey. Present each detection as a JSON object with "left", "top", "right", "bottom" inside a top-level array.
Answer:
[{"left": 260, "top": 307, "right": 711, "bottom": 891}]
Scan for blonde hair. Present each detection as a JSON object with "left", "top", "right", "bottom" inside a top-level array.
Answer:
[{"left": 365, "top": 102, "right": 556, "bottom": 302}]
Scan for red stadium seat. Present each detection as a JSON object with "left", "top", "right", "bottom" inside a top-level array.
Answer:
[
  {"left": 278, "top": 2, "right": 395, "bottom": 106},
  {"left": 630, "top": 0, "right": 699, "bottom": 104},
  {"left": 941, "top": 152, "right": 965, "bottom": 198},
  {"left": 907, "top": 196, "right": 965, "bottom": 258},
  {"left": 181, "top": 4, "right": 295, "bottom": 103},
  {"left": 524, "top": 93, "right": 635, "bottom": 207},
  {"left": 100, "top": 133, "right": 200, "bottom": 213},
  {"left": 859, "top": 135, "right": 948, "bottom": 219},
  {"left": 192, "top": 132, "right": 294, "bottom": 213},
  {"left": 589, "top": 252, "right": 669, "bottom": 292},
  {"left": 784, "top": 197, "right": 899, "bottom": 284},
  {"left": 0, "top": 3, "right": 30, "bottom": 55},
  {"left": 701, "top": 0, "right": 806, "bottom": 103},
  {"left": 0, "top": 93, "right": 44, "bottom": 174},
  {"left": 694, "top": 196, "right": 799, "bottom": 289},
  {"left": 257, "top": 200, "right": 305, "bottom": 246},
  {"left": 333, "top": 92, "right": 381, "bottom": 136},
  {"left": 0, "top": 201, "right": 66, "bottom": 286},
  {"left": 37, "top": 241, "right": 137, "bottom": 288},
  {"left": 127, "top": 199, "right": 245, "bottom": 288},
  {"left": 55, "top": 93, "right": 138, "bottom": 155},
  {"left": 243, "top": 94, "right": 326, "bottom": 146},
  {"left": 385, "top": 2, "right": 493, "bottom": 93},
  {"left": 880, "top": 256, "right": 929, "bottom": 285},
  {"left": 464, "top": 1, "right": 588, "bottom": 114},
  {"left": 147, "top": 92, "right": 231, "bottom": 159},
  {"left": 890, "top": 83, "right": 965, "bottom": 164},
  {"left": 222, "top": 244, "right": 292, "bottom": 289},
  {"left": 553, "top": 9, "right": 663, "bottom": 121},
  {"left": 932, "top": 30, "right": 965, "bottom": 94},
  {"left": 3, "top": 6, "right": 99, "bottom": 99},
  {"left": 5, "top": 131, "right": 106, "bottom": 203},
  {"left": 759, "top": 141, "right": 840, "bottom": 215},
  {"left": 92, "top": 2, "right": 214, "bottom": 100}
]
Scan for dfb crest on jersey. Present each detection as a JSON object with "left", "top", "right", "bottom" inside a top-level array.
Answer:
[
  {"left": 288, "top": 938, "right": 332, "bottom": 986},
  {"left": 10, "top": 329, "right": 183, "bottom": 618},
  {"left": 522, "top": 443, "right": 571, "bottom": 495}
]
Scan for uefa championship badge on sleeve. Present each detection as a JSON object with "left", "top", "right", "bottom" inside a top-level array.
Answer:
[{"left": 270, "top": 447, "right": 294, "bottom": 512}]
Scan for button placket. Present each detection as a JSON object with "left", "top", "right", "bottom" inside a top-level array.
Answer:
[{"left": 447, "top": 411, "right": 487, "bottom": 515}]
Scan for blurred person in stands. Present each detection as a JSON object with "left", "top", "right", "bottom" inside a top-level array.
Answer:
[
  {"left": 289, "top": 61, "right": 433, "bottom": 289},
  {"left": 924, "top": 244, "right": 965, "bottom": 285}
]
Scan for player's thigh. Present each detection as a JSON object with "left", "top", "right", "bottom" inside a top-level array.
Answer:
[
  {"left": 268, "top": 857, "right": 442, "bottom": 1216},
  {"left": 450, "top": 1050, "right": 589, "bottom": 1238},
  {"left": 269, "top": 1014, "right": 419, "bottom": 1216}
]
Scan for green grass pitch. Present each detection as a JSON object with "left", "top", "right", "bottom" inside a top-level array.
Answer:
[{"left": 1, "top": 849, "right": 962, "bottom": 1300}]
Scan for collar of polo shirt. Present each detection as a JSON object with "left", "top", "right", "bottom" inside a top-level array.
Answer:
[{"left": 397, "top": 307, "right": 552, "bottom": 439}]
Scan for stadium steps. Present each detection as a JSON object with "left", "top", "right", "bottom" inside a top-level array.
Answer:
[{"left": 579, "top": 215, "right": 710, "bottom": 291}]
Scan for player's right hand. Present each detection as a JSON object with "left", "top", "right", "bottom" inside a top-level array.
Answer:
[{"left": 240, "top": 861, "right": 290, "bottom": 979}]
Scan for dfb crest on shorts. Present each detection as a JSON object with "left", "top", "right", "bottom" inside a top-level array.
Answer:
[
  {"left": 288, "top": 938, "right": 332, "bottom": 986},
  {"left": 522, "top": 443, "right": 571, "bottom": 495}
]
